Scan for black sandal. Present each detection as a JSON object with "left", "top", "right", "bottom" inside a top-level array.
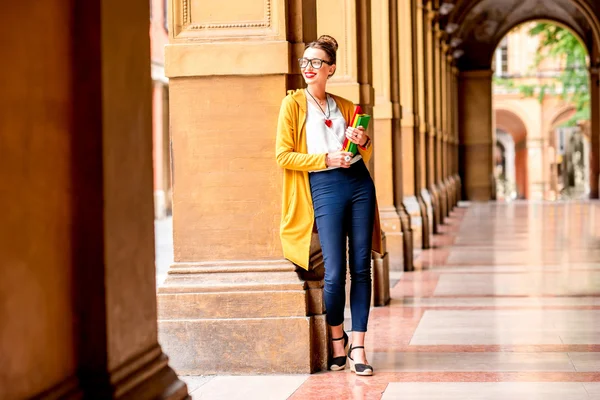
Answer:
[
  {"left": 348, "top": 345, "right": 373, "bottom": 376},
  {"left": 329, "top": 331, "right": 349, "bottom": 371}
]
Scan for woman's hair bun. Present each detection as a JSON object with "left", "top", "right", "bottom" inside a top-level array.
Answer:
[{"left": 317, "top": 35, "right": 338, "bottom": 52}]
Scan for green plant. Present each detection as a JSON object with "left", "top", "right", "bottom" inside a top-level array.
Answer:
[{"left": 528, "top": 22, "right": 590, "bottom": 126}]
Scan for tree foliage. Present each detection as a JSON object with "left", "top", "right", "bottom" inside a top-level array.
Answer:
[{"left": 495, "top": 22, "right": 590, "bottom": 126}]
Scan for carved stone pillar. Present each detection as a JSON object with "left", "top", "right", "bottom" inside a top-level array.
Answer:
[
  {"left": 390, "top": 0, "right": 415, "bottom": 271},
  {"left": 371, "top": 0, "right": 404, "bottom": 276},
  {"left": 440, "top": 40, "right": 451, "bottom": 217},
  {"left": 413, "top": 0, "right": 432, "bottom": 248},
  {"left": 434, "top": 25, "right": 448, "bottom": 222},
  {"left": 319, "top": 0, "right": 390, "bottom": 305},
  {"left": 158, "top": 0, "right": 330, "bottom": 374},
  {"left": 452, "top": 66, "right": 462, "bottom": 203},
  {"left": 1, "top": 0, "right": 188, "bottom": 398},
  {"left": 459, "top": 70, "right": 494, "bottom": 201},
  {"left": 424, "top": 2, "right": 441, "bottom": 233},
  {"left": 444, "top": 51, "right": 455, "bottom": 211},
  {"left": 400, "top": 0, "right": 423, "bottom": 250}
]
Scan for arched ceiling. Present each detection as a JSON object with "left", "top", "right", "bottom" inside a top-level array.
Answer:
[{"left": 441, "top": 0, "right": 598, "bottom": 70}]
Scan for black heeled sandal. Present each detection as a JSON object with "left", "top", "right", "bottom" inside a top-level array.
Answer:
[
  {"left": 348, "top": 345, "right": 373, "bottom": 376},
  {"left": 329, "top": 331, "right": 349, "bottom": 371}
]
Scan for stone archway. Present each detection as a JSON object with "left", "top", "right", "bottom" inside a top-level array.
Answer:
[
  {"left": 447, "top": 0, "right": 600, "bottom": 200},
  {"left": 495, "top": 108, "right": 529, "bottom": 199}
]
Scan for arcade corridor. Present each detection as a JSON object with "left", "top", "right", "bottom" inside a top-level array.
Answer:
[{"left": 177, "top": 202, "right": 600, "bottom": 399}]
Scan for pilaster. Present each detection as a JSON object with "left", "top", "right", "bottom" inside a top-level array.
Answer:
[
  {"left": 452, "top": 66, "right": 462, "bottom": 202},
  {"left": 371, "top": 0, "right": 403, "bottom": 274},
  {"left": 424, "top": 3, "right": 441, "bottom": 233},
  {"left": 434, "top": 26, "right": 448, "bottom": 221},
  {"left": 159, "top": 0, "right": 330, "bottom": 374},
  {"left": 1, "top": 0, "right": 188, "bottom": 397},
  {"left": 321, "top": 0, "right": 390, "bottom": 304},
  {"left": 413, "top": 0, "right": 432, "bottom": 249},
  {"left": 400, "top": 0, "right": 423, "bottom": 250},
  {"left": 444, "top": 51, "right": 455, "bottom": 210},
  {"left": 459, "top": 69, "right": 494, "bottom": 201},
  {"left": 390, "top": 0, "right": 415, "bottom": 271}
]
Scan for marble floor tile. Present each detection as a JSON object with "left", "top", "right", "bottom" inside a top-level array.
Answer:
[
  {"left": 371, "top": 351, "right": 576, "bottom": 372},
  {"left": 381, "top": 382, "right": 591, "bottom": 400},
  {"left": 569, "top": 353, "right": 600, "bottom": 372},
  {"left": 433, "top": 273, "right": 600, "bottom": 296},
  {"left": 158, "top": 202, "right": 600, "bottom": 399},
  {"left": 584, "top": 382, "right": 600, "bottom": 397},
  {"left": 397, "top": 296, "right": 600, "bottom": 307},
  {"left": 178, "top": 376, "right": 213, "bottom": 394},
  {"left": 190, "top": 376, "right": 308, "bottom": 400},
  {"left": 410, "top": 310, "right": 600, "bottom": 345}
]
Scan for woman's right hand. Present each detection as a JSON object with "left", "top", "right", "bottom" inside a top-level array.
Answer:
[{"left": 326, "top": 151, "right": 354, "bottom": 168}]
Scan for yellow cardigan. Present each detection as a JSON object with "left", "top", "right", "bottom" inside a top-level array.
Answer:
[{"left": 275, "top": 89, "right": 383, "bottom": 270}]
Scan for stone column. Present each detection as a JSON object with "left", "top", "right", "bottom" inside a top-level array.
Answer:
[
  {"left": 413, "top": 0, "right": 432, "bottom": 249},
  {"left": 459, "top": 70, "right": 494, "bottom": 200},
  {"left": 453, "top": 66, "right": 462, "bottom": 202},
  {"left": 527, "top": 138, "right": 545, "bottom": 200},
  {"left": 372, "top": 0, "right": 404, "bottom": 274},
  {"left": 444, "top": 51, "right": 455, "bottom": 210},
  {"left": 424, "top": 2, "right": 441, "bottom": 233},
  {"left": 390, "top": 0, "right": 415, "bottom": 271},
  {"left": 440, "top": 41, "right": 451, "bottom": 216},
  {"left": 321, "top": 0, "right": 390, "bottom": 306},
  {"left": 399, "top": 0, "right": 423, "bottom": 250},
  {"left": 152, "top": 78, "right": 172, "bottom": 219},
  {"left": 158, "top": 0, "right": 330, "bottom": 374},
  {"left": 434, "top": 24, "right": 448, "bottom": 220},
  {"left": 1, "top": 0, "right": 188, "bottom": 398},
  {"left": 590, "top": 64, "right": 600, "bottom": 199}
]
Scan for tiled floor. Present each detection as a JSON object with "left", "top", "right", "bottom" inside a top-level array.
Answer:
[{"left": 163, "top": 201, "right": 600, "bottom": 399}]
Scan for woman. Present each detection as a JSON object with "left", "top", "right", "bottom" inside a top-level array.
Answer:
[{"left": 275, "top": 35, "right": 382, "bottom": 376}]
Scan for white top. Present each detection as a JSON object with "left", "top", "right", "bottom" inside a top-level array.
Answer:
[{"left": 305, "top": 90, "right": 362, "bottom": 173}]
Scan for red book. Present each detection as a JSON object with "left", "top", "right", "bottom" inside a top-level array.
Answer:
[{"left": 342, "top": 106, "right": 363, "bottom": 151}]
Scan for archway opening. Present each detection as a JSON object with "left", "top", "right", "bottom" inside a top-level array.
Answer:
[{"left": 491, "top": 20, "right": 591, "bottom": 200}]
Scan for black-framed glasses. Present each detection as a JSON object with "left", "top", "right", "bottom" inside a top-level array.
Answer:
[{"left": 298, "top": 57, "right": 333, "bottom": 69}]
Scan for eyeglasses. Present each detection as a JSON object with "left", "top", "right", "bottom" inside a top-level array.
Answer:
[{"left": 298, "top": 57, "right": 333, "bottom": 69}]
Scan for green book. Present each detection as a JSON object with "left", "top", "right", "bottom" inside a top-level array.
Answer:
[{"left": 347, "top": 114, "right": 371, "bottom": 155}]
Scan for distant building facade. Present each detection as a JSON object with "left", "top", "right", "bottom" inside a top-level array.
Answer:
[
  {"left": 493, "top": 23, "right": 590, "bottom": 201},
  {"left": 151, "top": 0, "right": 171, "bottom": 218}
]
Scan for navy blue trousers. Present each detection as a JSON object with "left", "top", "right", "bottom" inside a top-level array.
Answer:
[{"left": 309, "top": 160, "right": 376, "bottom": 332}]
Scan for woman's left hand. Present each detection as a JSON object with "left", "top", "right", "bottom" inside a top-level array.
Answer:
[{"left": 345, "top": 126, "right": 368, "bottom": 147}]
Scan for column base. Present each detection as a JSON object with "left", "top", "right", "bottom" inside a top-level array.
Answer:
[
  {"left": 445, "top": 177, "right": 455, "bottom": 211},
  {"left": 436, "top": 182, "right": 448, "bottom": 224},
  {"left": 421, "top": 188, "right": 435, "bottom": 238},
  {"left": 372, "top": 232, "right": 391, "bottom": 306},
  {"left": 427, "top": 185, "right": 441, "bottom": 234},
  {"left": 465, "top": 183, "right": 493, "bottom": 201},
  {"left": 112, "top": 350, "right": 190, "bottom": 399},
  {"left": 454, "top": 174, "right": 462, "bottom": 202},
  {"left": 416, "top": 193, "right": 431, "bottom": 249},
  {"left": 157, "top": 261, "right": 328, "bottom": 375},
  {"left": 403, "top": 196, "right": 422, "bottom": 251},
  {"left": 378, "top": 206, "right": 404, "bottom": 271},
  {"left": 397, "top": 205, "right": 414, "bottom": 272}
]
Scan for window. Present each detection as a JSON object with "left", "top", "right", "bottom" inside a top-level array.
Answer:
[
  {"left": 495, "top": 37, "right": 509, "bottom": 77},
  {"left": 164, "top": 0, "right": 168, "bottom": 32}
]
